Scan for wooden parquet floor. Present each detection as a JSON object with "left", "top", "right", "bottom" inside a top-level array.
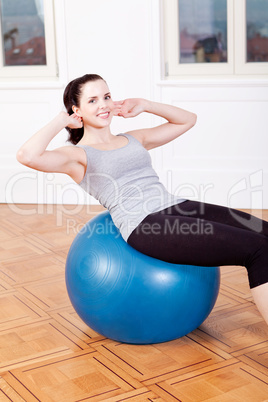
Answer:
[{"left": 0, "top": 203, "right": 267, "bottom": 402}]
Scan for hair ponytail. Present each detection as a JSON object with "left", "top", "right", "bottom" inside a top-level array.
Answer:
[{"left": 63, "top": 74, "right": 104, "bottom": 145}]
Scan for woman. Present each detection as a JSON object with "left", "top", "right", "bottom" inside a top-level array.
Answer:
[{"left": 17, "top": 73, "right": 268, "bottom": 325}]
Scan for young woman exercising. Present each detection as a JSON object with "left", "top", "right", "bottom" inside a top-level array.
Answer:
[{"left": 17, "top": 74, "right": 268, "bottom": 325}]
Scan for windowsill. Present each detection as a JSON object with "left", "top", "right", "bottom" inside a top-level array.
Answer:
[
  {"left": 0, "top": 79, "right": 66, "bottom": 90},
  {"left": 157, "top": 77, "right": 268, "bottom": 87}
]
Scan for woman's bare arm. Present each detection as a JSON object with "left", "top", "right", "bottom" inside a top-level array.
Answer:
[
  {"left": 16, "top": 112, "right": 85, "bottom": 180},
  {"left": 114, "top": 98, "right": 197, "bottom": 150}
]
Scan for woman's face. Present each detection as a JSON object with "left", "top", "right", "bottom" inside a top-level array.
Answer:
[{"left": 75, "top": 79, "right": 114, "bottom": 128}]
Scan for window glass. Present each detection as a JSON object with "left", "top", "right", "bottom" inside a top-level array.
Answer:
[
  {"left": 0, "top": 0, "right": 46, "bottom": 66},
  {"left": 178, "top": 0, "right": 227, "bottom": 63},
  {"left": 246, "top": 0, "right": 268, "bottom": 62}
]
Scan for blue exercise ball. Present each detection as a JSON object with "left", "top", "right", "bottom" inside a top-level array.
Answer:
[{"left": 65, "top": 211, "right": 220, "bottom": 344}]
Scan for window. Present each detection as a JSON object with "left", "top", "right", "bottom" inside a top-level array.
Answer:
[
  {"left": 0, "top": 0, "right": 57, "bottom": 79},
  {"left": 246, "top": 0, "right": 268, "bottom": 62},
  {"left": 163, "top": 0, "right": 268, "bottom": 77},
  {"left": 235, "top": 0, "right": 268, "bottom": 74},
  {"left": 178, "top": 0, "right": 228, "bottom": 64}
]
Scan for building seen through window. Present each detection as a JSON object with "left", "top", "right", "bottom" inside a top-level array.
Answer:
[
  {"left": 178, "top": 0, "right": 227, "bottom": 64},
  {"left": 246, "top": 0, "right": 268, "bottom": 62},
  {"left": 0, "top": 0, "right": 46, "bottom": 66}
]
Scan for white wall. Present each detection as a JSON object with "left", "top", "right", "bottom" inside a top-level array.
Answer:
[
  {"left": 156, "top": 81, "right": 268, "bottom": 211},
  {"left": 1, "top": 0, "right": 268, "bottom": 212}
]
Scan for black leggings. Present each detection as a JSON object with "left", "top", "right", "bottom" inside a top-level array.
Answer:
[{"left": 127, "top": 200, "right": 268, "bottom": 289}]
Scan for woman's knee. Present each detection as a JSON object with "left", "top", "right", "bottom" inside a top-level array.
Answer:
[{"left": 246, "top": 237, "right": 268, "bottom": 289}]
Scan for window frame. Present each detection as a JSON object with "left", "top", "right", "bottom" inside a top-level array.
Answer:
[
  {"left": 163, "top": 0, "right": 268, "bottom": 78},
  {"left": 0, "top": 0, "right": 57, "bottom": 80}
]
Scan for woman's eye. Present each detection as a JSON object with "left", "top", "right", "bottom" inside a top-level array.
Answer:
[
  {"left": 105, "top": 95, "right": 111, "bottom": 100},
  {"left": 89, "top": 99, "right": 95, "bottom": 103}
]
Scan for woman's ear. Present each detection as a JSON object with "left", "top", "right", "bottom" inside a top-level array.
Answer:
[{"left": 72, "top": 105, "right": 81, "bottom": 116}]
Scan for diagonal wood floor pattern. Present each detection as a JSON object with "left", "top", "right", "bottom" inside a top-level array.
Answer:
[{"left": 0, "top": 203, "right": 267, "bottom": 402}]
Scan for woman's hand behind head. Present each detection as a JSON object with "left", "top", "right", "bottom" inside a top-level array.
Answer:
[
  {"left": 65, "top": 112, "right": 83, "bottom": 129},
  {"left": 113, "top": 98, "right": 146, "bottom": 118}
]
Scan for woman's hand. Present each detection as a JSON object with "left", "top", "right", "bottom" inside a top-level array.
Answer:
[
  {"left": 113, "top": 98, "right": 147, "bottom": 118},
  {"left": 63, "top": 111, "right": 83, "bottom": 129}
]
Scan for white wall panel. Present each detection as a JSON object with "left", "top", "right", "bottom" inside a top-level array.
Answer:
[{"left": 156, "top": 84, "right": 268, "bottom": 208}]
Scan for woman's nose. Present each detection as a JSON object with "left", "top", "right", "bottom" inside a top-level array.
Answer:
[{"left": 98, "top": 100, "right": 106, "bottom": 109}]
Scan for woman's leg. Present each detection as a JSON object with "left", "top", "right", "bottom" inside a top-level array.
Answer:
[
  {"left": 166, "top": 200, "right": 268, "bottom": 237},
  {"left": 251, "top": 283, "right": 268, "bottom": 325},
  {"left": 172, "top": 201, "right": 268, "bottom": 322},
  {"left": 127, "top": 210, "right": 268, "bottom": 324}
]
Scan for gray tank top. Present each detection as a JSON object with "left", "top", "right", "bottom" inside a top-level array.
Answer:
[{"left": 77, "top": 133, "right": 186, "bottom": 242}]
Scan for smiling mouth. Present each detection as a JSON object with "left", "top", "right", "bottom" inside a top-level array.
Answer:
[{"left": 97, "top": 112, "right": 110, "bottom": 119}]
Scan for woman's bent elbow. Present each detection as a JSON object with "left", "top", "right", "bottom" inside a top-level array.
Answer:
[
  {"left": 16, "top": 149, "right": 34, "bottom": 167},
  {"left": 192, "top": 113, "right": 197, "bottom": 126}
]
